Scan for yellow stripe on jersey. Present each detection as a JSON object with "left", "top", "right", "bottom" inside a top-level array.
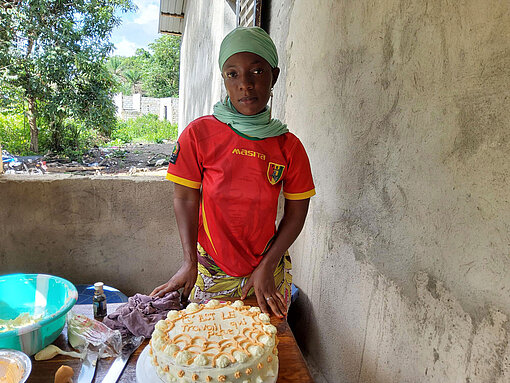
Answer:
[
  {"left": 283, "top": 188, "right": 316, "bottom": 200},
  {"left": 201, "top": 195, "right": 219, "bottom": 256},
  {"left": 166, "top": 173, "right": 201, "bottom": 189}
]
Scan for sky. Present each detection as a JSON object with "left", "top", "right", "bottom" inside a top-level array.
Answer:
[{"left": 110, "top": 0, "right": 161, "bottom": 57}]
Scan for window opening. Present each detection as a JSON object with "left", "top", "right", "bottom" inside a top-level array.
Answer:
[{"left": 235, "top": 0, "right": 262, "bottom": 27}]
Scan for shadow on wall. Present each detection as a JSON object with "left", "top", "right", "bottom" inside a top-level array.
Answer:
[
  {"left": 288, "top": 290, "right": 330, "bottom": 383},
  {"left": 288, "top": 289, "right": 310, "bottom": 347},
  {"left": 288, "top": 288, "right": 397, "bottom": 383}
]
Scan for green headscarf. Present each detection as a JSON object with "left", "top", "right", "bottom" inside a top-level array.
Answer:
[
  {"left": 218, "top": 26, "right": 278, "bottom": 70},
  {"left": 213, "top": 27, "right": 288, "bottom": 139}
]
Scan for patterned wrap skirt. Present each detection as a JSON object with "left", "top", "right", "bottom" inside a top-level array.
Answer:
[{"left": 190, "top": 243, "right": 293, "bottom": 309}]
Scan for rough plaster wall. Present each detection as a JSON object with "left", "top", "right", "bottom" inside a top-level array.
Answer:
[
  {"left": 266, "top": 0, "right": 295, "bottom": 124},
  {"left": 178, "top": 0, "right": 235, "bottom": 134},
  {"left": 0, "top": 175, "right": 181, "bottom": 297},
  {"left": 283, "top": 0, "right": 510, "bottom": 382}
]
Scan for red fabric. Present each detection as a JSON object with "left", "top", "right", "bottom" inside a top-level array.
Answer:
[{"left": 167, "top": 116, "right": 315, "bottom": 276}]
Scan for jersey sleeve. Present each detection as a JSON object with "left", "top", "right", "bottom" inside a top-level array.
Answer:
[
  {"left": 282, "top": 138, "right": 316, "bottom": 200},
  {"left": 166, "top": 124, "right": 202, "bottom": 189}
]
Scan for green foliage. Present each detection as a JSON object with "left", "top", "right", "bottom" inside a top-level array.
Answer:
[
  {"left": 106, "top": 35, "right": 180, "bottom": 97},
  {"left": 123, "top": 68, "right": 143, "bottom": 93},
  {"left": 0, "top": 1, "right": 179, "bottom": 157},
  {"left": 0, "top": 0, "right": 135, "bottom": 152},
  {"left": 38, "top": 117, "right": 105, "bottom": 155},
  {"left": 0, "top": 113, "right": 31, "bottom": 155},
  {"left": 1, "top": 112, "right": 177, "bottom": 157},
  {"left": 107, "top": 48, "right": 151, "bottom": 95},
  {"left": 106, "top": 56, "right": 124, "bottom": 77},
  {"left": 0, "top": 87, "right": 25, "bottom": 115},
  {"left": 143, "top": 35, "right": 181, "bottom": 97},
  {"left": 0, "top": 111, "right": 108, "bottom": 157},
  {"left": 112, "top": 114, "right": 178, "bottom": 144}
]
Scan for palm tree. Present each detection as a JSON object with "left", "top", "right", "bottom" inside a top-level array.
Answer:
[
  {"left": 106, "top": 56, "right": 124, "bottom": 78},
  {"left": 106, "top": 57, "right": 125, "bottom": 93},
  {"left": 123, "top": 69, "right": 142, "bottom": 94}
]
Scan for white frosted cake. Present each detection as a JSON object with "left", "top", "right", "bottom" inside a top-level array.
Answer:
[{"left": 149, "top": 299, "right": 278, "bottom": 383}]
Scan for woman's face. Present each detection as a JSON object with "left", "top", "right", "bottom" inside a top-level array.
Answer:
[{"left": 222, "top": 52, "right": 280, "bottom": 116}]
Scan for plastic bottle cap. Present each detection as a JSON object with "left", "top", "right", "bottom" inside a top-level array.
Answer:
[{"left": 94, "top": 282, "right": 104, "bottom": 291}]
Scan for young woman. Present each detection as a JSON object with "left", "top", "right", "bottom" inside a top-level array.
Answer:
[{"left": 150, "top": 27, "right": 315, "bottom": 318}]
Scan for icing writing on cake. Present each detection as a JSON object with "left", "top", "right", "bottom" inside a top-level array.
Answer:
[{"left": 181, "top": 311, "right": 248, "bottom": 337}]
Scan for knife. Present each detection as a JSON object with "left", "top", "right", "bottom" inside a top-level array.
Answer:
[
  {"left": 101, "top": 335, "right": 144, "bottom": 383},
  {"left": 77, "top": 348, "right": 99, "bottom": 383}
]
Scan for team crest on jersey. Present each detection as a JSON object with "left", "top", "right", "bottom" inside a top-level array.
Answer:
[
  {"left": 267, "top": 162, "right": 285, "bottom": 185},
  {"left": 169, "top": 141, "right": 180, "bottom": 164}
]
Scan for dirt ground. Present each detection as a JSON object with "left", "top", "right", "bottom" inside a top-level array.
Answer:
[{"left": 43, "top": 142, "right": 177, "bottom": 176}]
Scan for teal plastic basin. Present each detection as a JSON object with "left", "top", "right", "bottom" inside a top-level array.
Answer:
[{"left": 0, "top": 273, "right": 78, "bottom": 355}]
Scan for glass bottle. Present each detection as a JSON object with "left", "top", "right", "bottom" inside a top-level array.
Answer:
[{"left": 93, "top": 282, "right": 107, "bottom": 318}]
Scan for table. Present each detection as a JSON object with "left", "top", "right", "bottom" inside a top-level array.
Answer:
[{"left": 27, "top": 297, "right": 314, "bottom": 382}]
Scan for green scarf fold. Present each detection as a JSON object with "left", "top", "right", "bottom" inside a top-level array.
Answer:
[
  {"left": 213, "top": 97, "right": 288, "bottom": 139},
  {"left": 219, "top": 27, "right": 278, "bottom": 70}
]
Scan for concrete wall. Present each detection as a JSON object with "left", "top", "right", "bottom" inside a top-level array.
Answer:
[
  {"left": 159, "top": 97, "right": 180, "bottom": 123},
  {"left": 265, "top": 0, "right": 295, "bottom": 125},
  {"left": 283, "top": 1, "right": 510, "bottom": 382},
  {"left": 0, "top": 175, "right": 182, "bottom": 297},
  {"left": 176, "top": 1, "right": 510, "bottom": 382},
  {"left": 178, "top": 0, "right": 235, "bottom": 134},
  {"left": 114, "top": 93, "right": 179, "bottom": 124}
]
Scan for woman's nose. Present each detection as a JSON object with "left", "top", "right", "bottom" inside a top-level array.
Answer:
[{"left": 238, "top": 73, "right": 254, "bottom": 90}]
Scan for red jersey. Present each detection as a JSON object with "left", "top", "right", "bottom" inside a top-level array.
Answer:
[{"left": 166, "top": 116, "right": 315, "bottom": 276}]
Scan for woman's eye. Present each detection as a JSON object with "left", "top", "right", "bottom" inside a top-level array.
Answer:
[
  {"left": 252, "top": 68, "right": 263, "bottom": 74},
  {"left": 226, "top": 72, "right": 237, "bottom": 78}
]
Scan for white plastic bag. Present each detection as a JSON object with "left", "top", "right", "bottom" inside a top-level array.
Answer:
[{"left": 67, "top": 312, "right": 122, "bottom": 357}]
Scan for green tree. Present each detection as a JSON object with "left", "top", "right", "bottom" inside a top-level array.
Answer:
[
  {"left": 108, "top": 48, "right": 150, "bottom": 95},
  {"left": 143, "top": 35, "right": 181, "bottom": 98},
  {"left": 0, "top": 0, "right": 135, "bottom": 153},
  {"left": 123, "top": 68, "right": 142, "bottom": 94},
  {"left": 106, "top": 56, "right": 124, "bottom": 78},
  {"left": 106, "top": 56, "right": 124, "bottom": 90}
]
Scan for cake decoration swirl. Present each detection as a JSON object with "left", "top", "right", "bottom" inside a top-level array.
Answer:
[{"left": 150, "top": 300, "right": 279, "bottom": 382}]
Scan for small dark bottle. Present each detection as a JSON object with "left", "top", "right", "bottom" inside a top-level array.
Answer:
[{"left": 93, "top": 282, "right": 107, "bottom": 318}]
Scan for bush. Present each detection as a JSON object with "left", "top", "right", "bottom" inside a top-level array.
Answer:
[
  {"left": 0, "top": 112, "right": 178, "bottom": 157},
  {"left": 37, "top": 118, "right": 107, "bottom": 158},
  {"left": 0, "top": 113, "right": 32, "bottom": 155},
  {"left": 0, "top": 112, "right": 110, "bottom": 157},
  {"left": 112, "top": 114, "right": 177, "bottom": 144}
]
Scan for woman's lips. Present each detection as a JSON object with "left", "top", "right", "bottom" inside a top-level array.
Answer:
[{"left": 239, "top": 96, "right": 257, "bottom": 104}]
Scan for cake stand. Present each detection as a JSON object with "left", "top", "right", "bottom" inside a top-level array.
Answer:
[{"left": 136, "top": 346, "right": 166, "bottom": 383}]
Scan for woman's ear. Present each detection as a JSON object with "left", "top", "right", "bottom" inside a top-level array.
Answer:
[{"left": 271, "top": 67, "right": 280, "bottom": 87}]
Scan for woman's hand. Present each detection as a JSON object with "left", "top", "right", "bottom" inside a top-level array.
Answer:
[
  {"left": 150, "top": 183, "right": 200, "bottom": 304},
  {"left": 240, "top": 198, "right": 310, "bottom": 318},
  {"left": 150, "top": 261, "right": 198, "bottom": 304},
  {"left": 241, "top": 263, "right": 287, "bottom": 318}
]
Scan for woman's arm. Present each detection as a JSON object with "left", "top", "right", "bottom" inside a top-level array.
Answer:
[
  {"left": 150, "top": 183, "right": 201, "bottom": 304},
  {"left": 241, "top": 198, "right": 310, "bottom": 317}
]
